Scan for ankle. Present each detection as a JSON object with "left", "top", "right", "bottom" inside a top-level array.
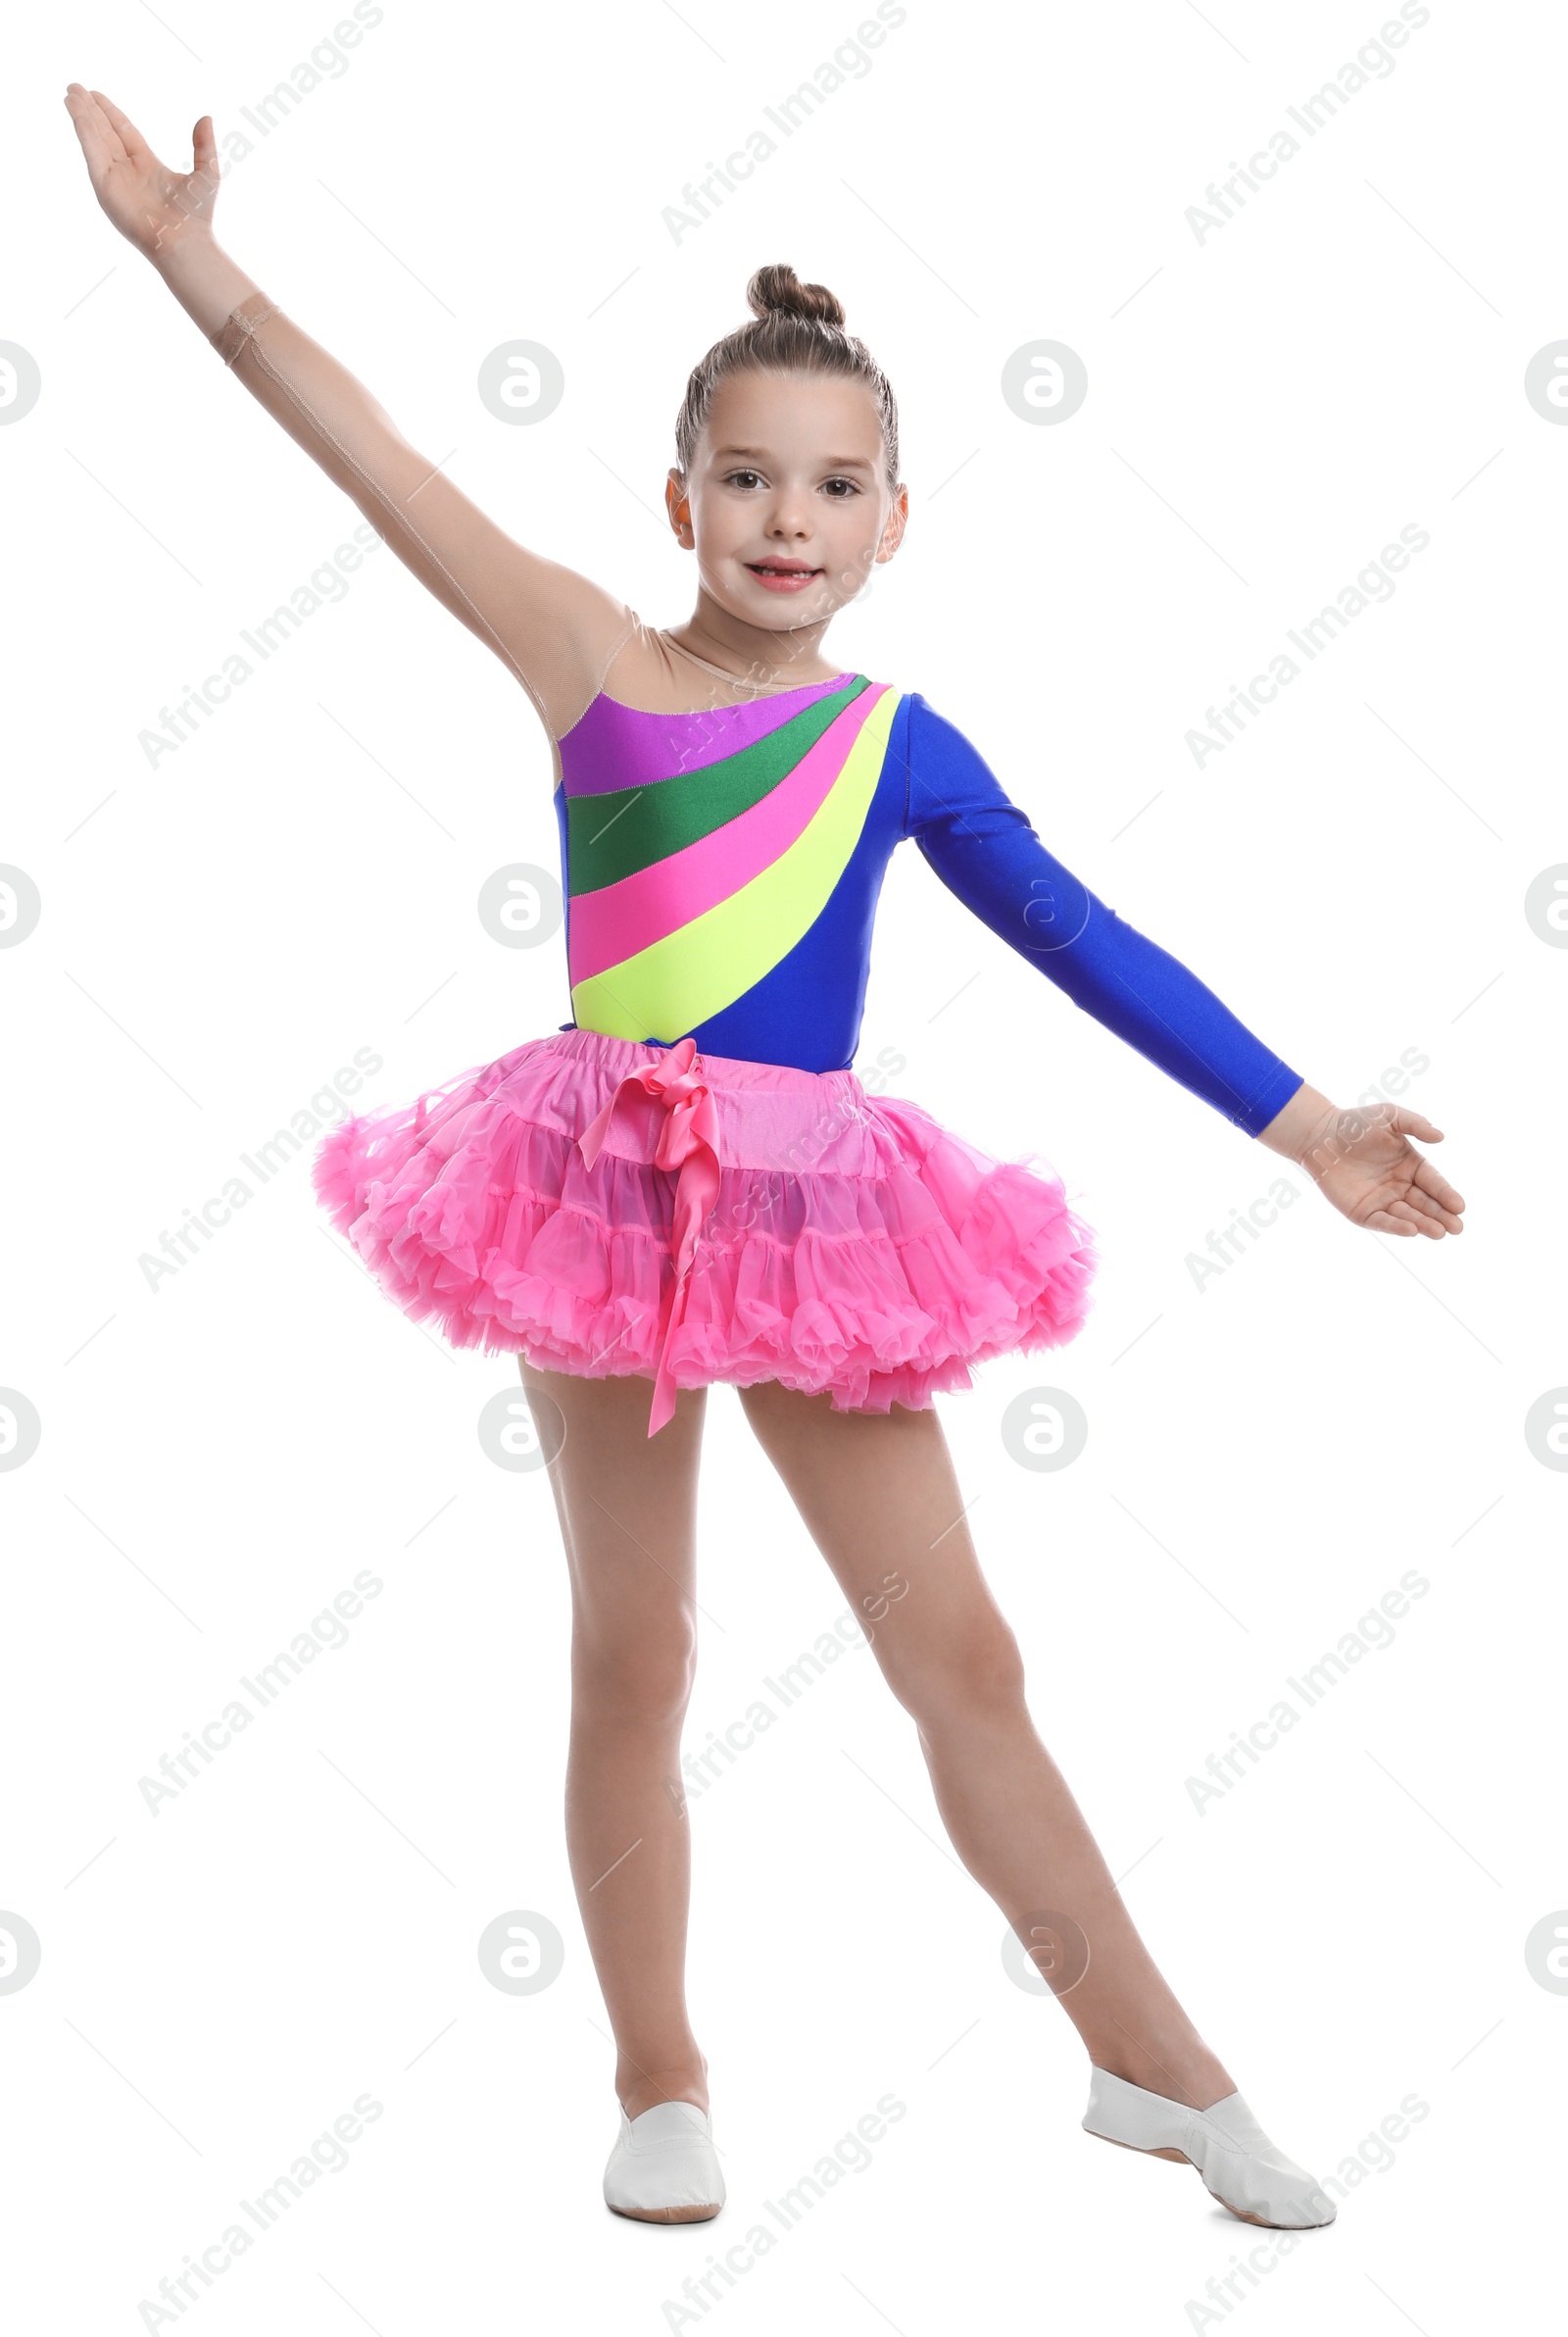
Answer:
[
  {"left": 618, "top": 2057, "right": 710, "bottom": 2121},
  {"left": 1090, "top": 2041, "right": 1234, "bottom": 2111}
]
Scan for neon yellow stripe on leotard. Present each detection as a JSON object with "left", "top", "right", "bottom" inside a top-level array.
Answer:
[{"left": 571, "top": 685, "right": 902, "bottom": 1041}]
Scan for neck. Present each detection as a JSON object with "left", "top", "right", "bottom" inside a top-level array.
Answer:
[{"left": 664, "top": 587, "right": 842, "bottom": 688}]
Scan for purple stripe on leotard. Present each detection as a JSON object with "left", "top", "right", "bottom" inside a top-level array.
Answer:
[{"left": 558, "top": 674, "right": 854, "bottom": 796}]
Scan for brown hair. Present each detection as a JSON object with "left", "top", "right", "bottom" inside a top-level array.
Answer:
[{"left": 672, "top": 263, "right": 901, "bottom": 492}]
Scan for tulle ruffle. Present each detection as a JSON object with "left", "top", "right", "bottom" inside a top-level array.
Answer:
[{"left": 312, "top": 1030, "right": 1098, "bottom": 1416}]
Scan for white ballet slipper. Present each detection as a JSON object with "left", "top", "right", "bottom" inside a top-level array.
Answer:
[
  {"left": 1082, "top": 2066, "right": 1337, "bottom": 2229},
  {"left": 603, "top": 2100, "right": 725, "bottom": 2224}
]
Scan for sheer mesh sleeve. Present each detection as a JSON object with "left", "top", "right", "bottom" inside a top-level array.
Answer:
[
  {"left": 209, "top": 292, "right": 635, "bottom": 738},
  {"left": 901, "top": 693, "right": 1304, "bottom": 1136}
]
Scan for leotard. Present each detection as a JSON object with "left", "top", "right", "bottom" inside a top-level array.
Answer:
[{"left": 558, "top": 674, "right": 1303, "bottom": 1133}]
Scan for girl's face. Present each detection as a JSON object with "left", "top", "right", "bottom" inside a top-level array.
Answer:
[{"left": 667, "top": 369, "right": 906, "bottom": 630}]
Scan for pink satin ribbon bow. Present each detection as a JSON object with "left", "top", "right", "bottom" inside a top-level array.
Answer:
[{"left": 575, "top": 1034, "right": 723, "bottom": 1437}]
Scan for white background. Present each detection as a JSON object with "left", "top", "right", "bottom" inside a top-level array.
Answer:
[{"left": 4, "top": 1, "right": 1561, "bottom": 2329}]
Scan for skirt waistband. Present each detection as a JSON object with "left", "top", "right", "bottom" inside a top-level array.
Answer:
[{"left": 548, "top": 1023, "right": 860, "bottom": 1099}]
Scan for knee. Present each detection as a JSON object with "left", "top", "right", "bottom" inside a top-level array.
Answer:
[
  {"left": 882, "top": 1619, "right": 1027, "bottom": 1728},
  {"left": 572, "top": 1627, "right": 698, "bottom": 1731}
]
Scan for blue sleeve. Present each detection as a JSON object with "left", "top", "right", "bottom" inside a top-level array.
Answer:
[{"left": 899, "top": 693, "right": 1304, "bottom": 1137}]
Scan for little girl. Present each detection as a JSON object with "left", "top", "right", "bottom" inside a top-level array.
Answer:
[{"left": 69, "top": 85, "right": 1465, "bottom": 2234}]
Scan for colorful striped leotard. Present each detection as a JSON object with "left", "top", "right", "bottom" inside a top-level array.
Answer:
[{"left": 554, "top": 672, "right": 1303, "bottom": 1136}]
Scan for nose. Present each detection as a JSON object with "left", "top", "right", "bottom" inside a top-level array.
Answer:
[{"left": 762, "top": 483, "right": 815, "bottom": 540}]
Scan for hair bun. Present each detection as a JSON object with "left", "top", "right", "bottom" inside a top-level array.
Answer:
[{"left": 745, "top": 263, "right": 846, "bottom": 329}]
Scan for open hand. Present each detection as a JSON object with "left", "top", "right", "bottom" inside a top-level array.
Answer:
[
  {"left": 1298, "top": 1102, "right": 1464, "bottom": 1239},
  {"left": 64, "top": 84, "right": 219, "bottom": 259}
]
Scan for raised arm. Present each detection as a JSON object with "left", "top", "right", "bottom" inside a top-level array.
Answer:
[{"left": 64, "top": 85, "right": 632, "bottom": 737}]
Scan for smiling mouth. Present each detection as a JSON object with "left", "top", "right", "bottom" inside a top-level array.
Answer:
[{"left": 746, "top": 561, "right": 824, "bottom": 585}]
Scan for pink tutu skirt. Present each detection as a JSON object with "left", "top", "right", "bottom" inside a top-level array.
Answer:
[{"left": 312, "top": 1026, "right": 1098, "bottom": 1436}]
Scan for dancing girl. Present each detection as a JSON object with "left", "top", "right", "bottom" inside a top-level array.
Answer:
[{"left": 68, "top": 84, "right": 1465, "bottom": 2232}]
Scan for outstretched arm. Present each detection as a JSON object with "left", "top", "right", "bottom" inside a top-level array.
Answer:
[
  {"left": 64, "top": 85, "right": 633, "bottom": 738},
  {"left": 901, "top": 694, "right": 1464, "bottom": 1240}
]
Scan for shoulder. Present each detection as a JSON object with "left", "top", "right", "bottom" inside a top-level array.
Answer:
[
  {"left": 886, "top": 688, "right": 988, "bottom": 749},
  {"left": 891, "top": 688, "right": 999, "bottom": 773},
  {"left": 537, "top": 593, "right": 641, "bottom": 740}
]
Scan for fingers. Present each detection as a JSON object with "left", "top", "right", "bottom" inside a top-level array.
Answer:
[
  {"left": 1412, "top": 1155, "right": 1465, "bottom": 1218},
  {"left": 88, "top": 87, "right": 154, "bottom": 162},
  {"left": 1378, "top": 1109, "right": 1466, "bottom": 1235},
  {"left": 1369, "top": 1204, "right": 1453, "bottom": 1238},
  {"left": 1383, "top": 1196, "right": 1457, "bottom": 1233},
  {"left": 64, "top": 83, "right": 122, "bottom": 172},
  {"left": 192, "top": 114, "right": 218, "bottom": 174},
  {"left": 1409, "top": 1196, "right": 1464, "bottom": 1234}
]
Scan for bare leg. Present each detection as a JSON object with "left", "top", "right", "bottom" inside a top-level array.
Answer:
[
  {"left": 735, "top": 1378, "right": 1235, "bottom": 2109},
  {"left": 518, "top": 1356, "right": 711, "bottom": 2121}
]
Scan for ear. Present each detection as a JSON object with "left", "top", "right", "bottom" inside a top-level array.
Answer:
[
  {"left": 664, "top": 468, "right": 695, "bottom": 547},
  {"left": 876, "top": 483, "right": 909, "bottom": 563}
]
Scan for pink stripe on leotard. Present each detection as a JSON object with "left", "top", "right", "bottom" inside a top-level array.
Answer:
[{"left": 567, "top": 682, "right": 891, "bottom": 982}]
